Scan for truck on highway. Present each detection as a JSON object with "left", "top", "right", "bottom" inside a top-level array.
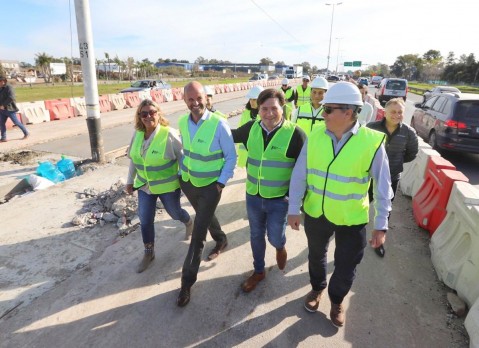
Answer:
[{"left": 285, "top": 65, "right": 303, "bottom": 79}]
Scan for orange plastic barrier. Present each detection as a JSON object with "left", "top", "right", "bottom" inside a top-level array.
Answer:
[
  {"left": 123, "top": 92, "right": 141, "bottom": 108},
  {"left": 150, "top": 90, "right": 165, "bottom": 103},
  {"left": 44, "top": 98, "right": 75, "bottom": 121},
  {"left": 99, "top": 95, "right": 112, "bottom": 113},
  {"left": 413, "top": 156, "right": 468, "bottom": 235},
  {"left": 172, "top": 88, "right": 183, "bottom": 101}
]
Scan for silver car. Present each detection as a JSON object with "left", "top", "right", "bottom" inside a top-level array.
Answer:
[
  {"left": 120, "top": 79, "right": 171, "bottom": 93},
  {"left": 423, "top": 86, "right": 461, "bottom": 103}
]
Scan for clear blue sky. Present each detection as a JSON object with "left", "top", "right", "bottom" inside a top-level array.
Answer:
[{"left": 2, "top": 0, "right": 479, "bottom": 70}]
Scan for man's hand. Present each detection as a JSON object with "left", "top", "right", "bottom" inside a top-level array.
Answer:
[
  {"left": 369, "top": 229, "right": 386, "bottom": 248},
  {"left": 125, "top": 184, "right": 134, "bottom": 195},
  {"left": 288, "top": 215, "right": 301, "bottom": 231},
  {"left": 216, "top": 184, "right": 223, "bottom": 193}
]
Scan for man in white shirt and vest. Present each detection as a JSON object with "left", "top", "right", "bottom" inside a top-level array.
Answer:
[
  {"left": 176, "top": 81, "right": 237, "bottom": 307},
  {"left": 287, "top": 82, "right": 393, "bottom": 327}
]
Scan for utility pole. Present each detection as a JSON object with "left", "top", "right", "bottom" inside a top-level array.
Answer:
[
  {"left": 326, "top": 2, "right": 342, "bottom": 73},
  {"left": 74, "top": 0, "right": 105, "bottom": 163}
]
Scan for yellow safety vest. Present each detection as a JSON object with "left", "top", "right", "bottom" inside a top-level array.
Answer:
[
  {"left": 295, "top": 103, "right": 324, "bottom": 136},
  {"left": 179, "top": 113, "right": 224, "bottom": 187},
  {"left": 130, "top": 126, "right": 180, "bottom": 194},
  {"left": 304, "top": 124, "right": 385, "bottom": 225},
  {"left": 296, "top": 85, "right": 311, "bottom": 107},
  {"left": 237, "top": 109, "right": 257, "bottom": 168},
  {"left": 246, "top": 121, "right": 296, "bottom": 198}
]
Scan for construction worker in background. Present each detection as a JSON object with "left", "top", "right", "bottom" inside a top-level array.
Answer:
[
  {"left": 204, "top": 86, "right": 227, "bottom": 118},
  {"left": 291, "top": 76, "right": 329, "bottom": 136},
  {"left": 236, "top": 85, "right": 264, "bottom": 167},
  {"left": 287, "top": 82, "right": 393, "bottom": 327},
  {"left": 279, "top": 78, "right": 295, "bottom": 120},
  {"left": 231, "top": 88, "right": 306, "bottom": 293},
  {"left": 294, "top": 75, "right": 311, "bottom": 108},
  {"left": 356, "top": 83, "right": 374, "bottom": 125},
  {"left": 176, "top": 81, "right": 237, "bottom": 307}
]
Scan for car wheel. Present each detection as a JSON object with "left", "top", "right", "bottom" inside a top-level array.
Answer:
[{"left": 428, "top": 131, "right": 437, "bottom": 149}]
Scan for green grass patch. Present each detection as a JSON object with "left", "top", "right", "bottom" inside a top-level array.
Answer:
[{"left": 408, "top": 82, "right": 479, "bottom": 95}]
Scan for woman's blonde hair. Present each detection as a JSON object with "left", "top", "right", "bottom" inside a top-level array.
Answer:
[{"left": 134, "top": 99, "right": 169, "bottom": 131}]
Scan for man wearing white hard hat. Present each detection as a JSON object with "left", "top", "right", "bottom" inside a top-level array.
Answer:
[
  {"left": 294, "top": 75, "right": 311, "bottom": 108},
  {"left": 204, "top": 86, "right": 227, "bottom": 118},
  {"left": 292, "top": 76, "right": 329, "bottom": 136},
  {"left": 236, "top": 85, "right": 264, "bottom": 167},
  {"left": 287, "top": 82, "right": 393, "bottom": 327},
  {"left": 279, "top": 78, "right": 295, "bottom": 120}
]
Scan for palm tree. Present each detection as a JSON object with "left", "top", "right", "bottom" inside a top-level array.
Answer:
[
  {"left": 113, "top": 55, "right": 122, "bottom": 81},
  {"left": 35, "top": 52, "right": 53, "bottom": 83},
  {"left": 104, "top": 52, "right": 110, "bottom": 81}
]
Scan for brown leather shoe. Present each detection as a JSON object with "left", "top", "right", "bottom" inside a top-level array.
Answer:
[
  {"left": 241, "top": 271, "right": 265, "bottom": 293},
  {"left": 276, "top": 247, "right": 287, "bottom": 270},
  {"left": 207, "top": 240, "right": 228, "bottom": 261},
  {"left": 304, "top": 290, "right": 323, "bottom": 312},
  {"left": 330, "top": 302, "right": 345, "bottom": 327},
  {"left": 177, "top": 286, "right": 191, "bottom": 307}
]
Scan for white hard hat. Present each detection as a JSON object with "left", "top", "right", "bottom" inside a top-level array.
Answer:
[
  {"left": 310, "top": 77, "right": 329, "bottom": 90},
  {"left": 246, "top": 85, "right": 264, "bottom": 99},
  {"left": 281, "top": 78, "right": 289, "bottom": 85},
  {"left": 302, "top": 75, "right": 311, "bottom": 81},
  {"left": 204, "top": 86, "right": 214, "bottom": 96},
  {"left": 322, "top": 82, "right": 363, "bottom": 106}
]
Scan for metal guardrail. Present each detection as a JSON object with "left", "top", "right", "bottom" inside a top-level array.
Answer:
[{"left": 408, "top": 86, "right": 428, "bottom": 94}]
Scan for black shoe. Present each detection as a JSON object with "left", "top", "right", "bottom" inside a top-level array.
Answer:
[
  {"left": 374, "top": 245, "right": 385, "bottom": 258},
  {"left": 177, "top": 286, "right": 191, "bottom": 307},
  {"left": 207, "top": 240, "right": 228, "bottom": 261}
]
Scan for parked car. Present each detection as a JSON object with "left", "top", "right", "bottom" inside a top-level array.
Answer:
[
  {"left": 120, "top": 79, "right": 171, "bottom": 93},
  {"left": 423, "top": 86, "right": 461, "bottom": 103},
  {"left": 358, "top": 77, "right": 369, "bottom": 86},
  {"left": 410, "top": 93, "right": 479, "bottom": 153},
  {"left": 370, "top": 76, "right": 383, "bottom": 86},
  {"left": 374, "top": 78, "right": 408, "bottom": 105},
  {"left": 327, "top": 75, "right": 340, "bottom": 82}
]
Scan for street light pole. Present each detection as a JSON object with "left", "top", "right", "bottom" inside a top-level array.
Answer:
[
  {"left": 335, "top": 37, "right": 343, "bottom": 74},
  {"left": 326, "top": 2, "right": 342, "bottom": 73}
]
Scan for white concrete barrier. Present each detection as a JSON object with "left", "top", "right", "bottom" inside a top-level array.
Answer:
[
  {"left": 71, "top": 97, "right": 87, "bottom": 116},
  {"left": 465, "top": 297, "right": 479, "bottom": 348},
  {"left": 400, "top": 147, "right": 440, "bottom": 197},
  {"left": 137, "top": 90, "right": 151, "bottom": 101},
  {"left": 430, "top": 181, "right": 479, "bottom": 307},
  {"left": 17, "top": 101, "right": 50, "bottom": 124},
  {"left": 108, "top": 93, "right": 127, "bottom": 110},
  {"left": 163, "top": 89, "right": 173, "bottom": 102}
]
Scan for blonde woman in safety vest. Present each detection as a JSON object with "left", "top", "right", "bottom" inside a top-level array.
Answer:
[
  {"left": 288, "top": 82, "right": 393, "bottom": 327},
  {"left": 126, "top": 99, "right": 193, "bottom": 273},
  {"left": 292, "top": 76, "right": 329, "bottom": 136},
  {"left": 236, "top": 85, "right": 264, "bottom": 167},
  {"left": 231, "top": 88, "right": 306, "bottom": 293}
]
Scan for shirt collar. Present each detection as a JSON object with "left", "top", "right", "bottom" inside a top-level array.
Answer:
[{"left": 260, "top": 118, "right": 284, "bottom": 135}]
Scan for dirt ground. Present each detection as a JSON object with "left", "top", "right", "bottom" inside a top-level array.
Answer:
[{"left": 0, "top": 148, "right": 470, "bottom": 347}]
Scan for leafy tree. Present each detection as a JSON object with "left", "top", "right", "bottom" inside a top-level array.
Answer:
[
  {"left": 302, "top": 61, "right": 311, "bottom": 74},
  {"left": 35, "top": 52, "right": 53, "bottom": 82},
  {"left": 446, "top": 51, "right": 456, "bottom": 66},
  {"left": 260, "top": 57, "right": 273, "bottom": 65},
  {"left": 0, "top": 64, "right": 6, "bottom": 77},
  {"left": 275, "top": 61, "right": 285, "bottom": 66},
  {"left": 423, "top": 50, "right": 442, "bottom": 62},
  {"left": 390, "top": 54, "right": 421, "bottom": 79},
  {"left": 195, "top": 56, "right": 208, "bottom": 64},
  {"left": 126, "top": 57, "right": 135, "bottom": 80}
]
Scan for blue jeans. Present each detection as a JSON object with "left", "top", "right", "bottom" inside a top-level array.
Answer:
[
  {"left": 0, "top": 110, "right": 29, "bottom": 140},
  {"left": 137, "top": 188, "right": 190, "bottom": 244},
  {"left": 246, "top": 193, "right": 288, "bottom": 273}
]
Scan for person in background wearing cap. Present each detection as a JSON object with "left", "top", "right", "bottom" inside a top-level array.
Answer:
[
  {"left": 294, "top": 75, "right": 311, "bottom": 108},
  {"left": 0, "top": 76, "right": 29, "bottom": 142},
  {"left": 236, "top": 85, "right": 264, "bottom": 167},
  {"left": 287, "top": 82, "right": 393, "bottom": 327},
  {"left": 279, "top": 78, "right": 296, "bottom": 120},
  {"left": 291, "top": 76, "right": 329, "bottom": 136},
  {"left": 356, "top": 83, "right": 374, "bottom": 125},
  {"left": 367, "top": 98, "right": 418, "bottom": 257},
  {"left": 204, "top": 86, "right": 227, "bottom": 119},
  {"left": 231, "top": 88, "right": 306, "bottom": 293}
]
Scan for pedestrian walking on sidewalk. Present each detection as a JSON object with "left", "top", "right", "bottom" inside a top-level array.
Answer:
[
  {"left": 287, "top": 82, "right": 393, "bottom": 327},
  {"left": 367, "top": 97, "right": 418, "bottom": 257},
  {"left": 125, "top": 99, "right": 193, "bottom": 273},
  {"left": 232, "top": 88, "right": 306, "bottom": 293},
  {"left": 176, "top": 81, "right": 236, "bottom": 307},
  {"left": 0, "top": 76, "right": 29, "bottom": 142}
]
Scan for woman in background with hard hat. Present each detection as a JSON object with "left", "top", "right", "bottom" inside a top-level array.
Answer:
[
  {"left": 279, "top": 78, "right": 296, "bottom": 120},
  {"left": 237, "top": 85, "right": 264, "bottom": 167},
  {"left": 292, "top": 76, "right": 329, "bottom": 136}
]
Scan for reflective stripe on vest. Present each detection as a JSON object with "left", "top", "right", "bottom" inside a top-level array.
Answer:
[
  {"left": 296, "top": 86, "right": 311, "bottom": 107},
  {"left": 246, "top": 121, "right": 296, "bottom": 198},
  {"left": 129, "top": 126, "right": 180, "bottom": 194},
  {"left": 295, "top": 103, "right": 324, "bottom": 136},
  {"left": 304, "top": 124, "right": 385, "bottom": 225},
  {"left": 179, "top": 112, "right": 224, "bottom": 187}
]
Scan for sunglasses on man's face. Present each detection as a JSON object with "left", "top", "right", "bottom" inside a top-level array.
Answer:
[
  {"left": 139, "top": 110, "right": 158, "bottom": 118},
  {"left": 322, "top": 106, "right": 349, "bottom": 114}
]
